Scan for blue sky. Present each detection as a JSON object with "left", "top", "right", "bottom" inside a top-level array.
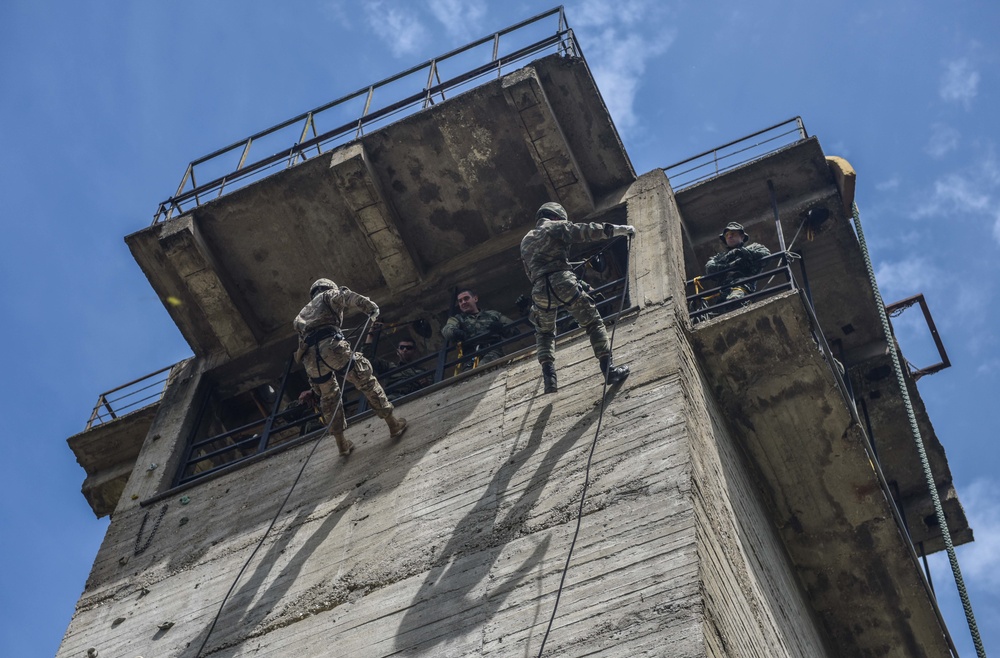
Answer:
[{"left": 2, "top": 1, "right": 997, "bottom": 655}]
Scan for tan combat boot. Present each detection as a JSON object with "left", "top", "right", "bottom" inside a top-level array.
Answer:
[
  {"left": 386, "top": 413, "right": 408, "bottom": 439},
  {"left": 333, "top": 432, "right": 354, "bottom": 457}
]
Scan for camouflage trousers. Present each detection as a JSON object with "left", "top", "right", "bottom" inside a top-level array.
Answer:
[
  {"left": 529, "top": 270, "right": 610, "bottom": 364},
  {"left": 304, "top": 337, "right": 393, "bottom": 433}
]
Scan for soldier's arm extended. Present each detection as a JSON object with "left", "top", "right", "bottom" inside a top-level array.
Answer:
[{"left": 331, "top": 286, "right": 379, "bottom": 317}]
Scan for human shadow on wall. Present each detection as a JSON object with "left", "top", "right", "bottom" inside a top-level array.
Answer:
[
  {"left": 394, "top": 394, "right": 609, "bottom": 654},
  {"left": 180, "top": 368, "right": 505, "bottom": 658}
]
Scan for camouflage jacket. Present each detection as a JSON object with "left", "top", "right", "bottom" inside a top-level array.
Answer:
[
  {"left": 293, "top": 286, "right": 378, "bottom": 337},
  {"left": 361, "top": 344, "right": 430, "bottom": 396},
  {"left": 441, "top": 309, "right": 516, "bottom": 346},
  {"left": 705, "top": 242, "right": 771, "bottom": 289},
  {"left": 520, "top": 217, "right": 611, "bottom": 281}
]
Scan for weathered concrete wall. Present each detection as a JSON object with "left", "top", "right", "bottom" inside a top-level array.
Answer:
[
  {"left": 682, "top": 338, "right": 833, "bottom": 656},
  {"left": 57, "top": 308, "right": 705, "bottom": 658}
]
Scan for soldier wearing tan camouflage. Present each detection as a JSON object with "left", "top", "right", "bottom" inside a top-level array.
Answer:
[
  {"left": 441, "top": 290, "right": 517, "bottom": 365},
  {"left": 520, "top": 202, "right": 634, "bottom": 393},
  {"left": 294, "top": 278, "right": 408, "bottom": 456}
]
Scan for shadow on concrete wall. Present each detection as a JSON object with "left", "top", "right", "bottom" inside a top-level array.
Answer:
[
  {"left": 393, "top": 391, "right": 611, "bottom": 654},
  {"left": 180, "top": 368, "right": 507, "bottom": 658}
]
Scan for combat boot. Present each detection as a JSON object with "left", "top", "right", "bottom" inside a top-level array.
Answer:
[
  {"left": 386, "top": 413, "right": 408, "bottom": 439},
  {"left": 333, "top": 432, "right": 354, "bottom": 457},
  {"left": 599, "top": 355, "right": 630, "bottom": 385},
  {"left": 541, "top": 361, "right": 558, "bottom": 394}
]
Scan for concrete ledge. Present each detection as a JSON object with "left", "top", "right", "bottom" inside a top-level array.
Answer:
[{"left": 691, "top": 290, "right": 951, "bottom": 656}]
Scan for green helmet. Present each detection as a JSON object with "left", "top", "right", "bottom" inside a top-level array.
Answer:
[
  {"left": 309, "top": 278, "right": 337, "bottom": 298},
  {"left": 719, "top": 222, "right": 748, "bottom": 244},
  {"left": 536, "top": 202, "right": 568, "bottom": 221}
]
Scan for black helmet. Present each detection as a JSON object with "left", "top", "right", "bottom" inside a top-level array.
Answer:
[
  {"left": 536, "top": 202, "right": 568, "bottom": 221},
  {"left": 309, "top": 278, "right": 337, "bottom": 298},
  {"left": 719, "top": 222, "right": 749, "bottom": 244}
]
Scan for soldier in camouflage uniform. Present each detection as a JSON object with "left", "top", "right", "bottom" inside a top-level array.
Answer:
[
  {"left": 363, "top": 328, "right": 432, "bottom": 400},
  {"left": 294, "top": 278, "right": 408, "bottom": 456},
  {"left": 520, "top": 202, "right": 634, "bottom": 394},
  {"left": 441, "top": 290, "right": 517, "bottom": 365},
  {"left": 705, "top": 222, "right": 772, "bottom": 305}
]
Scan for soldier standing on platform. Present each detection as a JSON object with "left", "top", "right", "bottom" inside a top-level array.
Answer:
[{"left": 440, "top": 289, "right": 517, "bottom": 365}]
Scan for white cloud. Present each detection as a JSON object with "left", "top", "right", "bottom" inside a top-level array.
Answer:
[
  {"left": 427, "top": 0, "right": 486, "bottom": 40},
  {"left": 876, "top": 176, "right": 901, "bottom": 192},
  {"left": 571, "top": 0, "right": 674, "bottom": 134},
  {"left": 939, "top": 58, "right": 979, "bottom": 109},
  {"left": 875, "top": 257, "right": 939, "bottom": 299},
  {"left": 908, "top": 148, "right": 1000, "bottom": 245},
  {"left": 952, "top": 478, "right": 1000, "bottom": 588},
  {"left": 926, "top": 123, "right": 960, "bottom": 158},
  {"left": 364, "top": 1, "right": 429, "bottom": 58}
]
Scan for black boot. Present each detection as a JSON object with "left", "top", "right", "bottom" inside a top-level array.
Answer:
[
  {"left": 599, "top": 355, "right": 630, "bottom": 385},
  {"left": 541, "top": 361, "right": 558, "bottom": 394}
]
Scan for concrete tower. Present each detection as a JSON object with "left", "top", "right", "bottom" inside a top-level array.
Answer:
[{"left": 63, "top": 10, "right": 971, "bottom": 657}]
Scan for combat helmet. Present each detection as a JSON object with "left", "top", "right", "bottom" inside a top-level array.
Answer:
[
  {"left": 310, "top": 278, "right": 337, "bottom": 298},
  {"left": 536, "top": 202, "right": 568, "bottom": 221},
  {"left": 718, "top": 221, "right": 749, "bottom": 244}
]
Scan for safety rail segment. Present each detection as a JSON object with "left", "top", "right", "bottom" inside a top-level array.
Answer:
[
  {"left": 885, "top": 294, "right": 951, "bottom": 380},
  {"left": 662, "top": 117, "right": 808, "bottom": 192},
  {"left": 174, "top": 275, "right": 628, "bottom": 486},
  {"left": 85, "top": 364, "right": 174, "bottom": 431},
  {"left": 153, "top": 6, "right": 577, "bottom": 224}
]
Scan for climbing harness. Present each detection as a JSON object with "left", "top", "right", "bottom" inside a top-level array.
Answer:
[
  {"left": 853, "top": 202, "right": 985, "bottom": 658},
  {"left": 194, "top": 316, "right": 374, "bottom": 658},
  {"left": 536, "top": 235, "right": 632, "bottom": 657}
]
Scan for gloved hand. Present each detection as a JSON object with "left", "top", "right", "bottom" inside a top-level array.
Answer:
[
  {"left": 369, "top": 305, "right": 380, "bottom": 320},
  {"left": 612, "top": 224, "right": 636, "bottom": 237},
  {"left": 451, "top": 329, "right": 467, "bottom": 342}
]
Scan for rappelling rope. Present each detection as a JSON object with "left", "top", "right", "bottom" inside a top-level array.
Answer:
[
  {"left": 852, "top": 202, "right": 985, "bottom": 658},
  {"left": 194, "top": 316, "right": 374, "bottom": 657},
  {"left": 536, "top": 234, "right": 632, "bottom": 657}
]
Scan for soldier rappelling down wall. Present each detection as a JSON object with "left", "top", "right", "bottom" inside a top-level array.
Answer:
[
  {"left": 520, "top": 202, "right": 634, "bottom": 393},
  {"left": 294, "top": 278, "right": 408, "bottom": 456}
]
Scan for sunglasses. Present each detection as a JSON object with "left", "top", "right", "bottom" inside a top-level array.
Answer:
[{"left": 398, "top": 344, "right": 416, "bottom": 351}]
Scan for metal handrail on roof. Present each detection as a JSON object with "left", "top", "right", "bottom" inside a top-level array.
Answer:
[
  {"left": 85, "top": 364, "right": 175, "bottom": 430},
  {"left": 153, "top": 6, "right": 578, "bottom": 224},
  {"left": 662, "top": 117, "right": 809, "bottom": 192}
]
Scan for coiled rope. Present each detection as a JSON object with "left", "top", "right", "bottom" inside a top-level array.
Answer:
[{"left": 852, "top": 202, "right": 985, "bottom": 658}]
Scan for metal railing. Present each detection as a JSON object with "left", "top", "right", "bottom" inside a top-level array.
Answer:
[
  {"left": 662, "top": 117, "right": 808, "bottom": 192},
  {"left": 85, "top": 364, "right": 174, "bottom": 430},
  {"left": 153, "top": 6, "right": 578, "bottom": 224},
  {"left": 174, "top": 274, "right": 630, "bottom": 486},
  {"left": 686, "top": 251, "right": 800, "bottom": 322}
]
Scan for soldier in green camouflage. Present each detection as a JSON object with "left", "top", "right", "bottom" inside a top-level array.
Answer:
[
  {"left": 441, "top": 290, "right": 517, "bottom": 365},
  {"left": 520, "top": 202, "right": 634, "bottom": 394},
  {"left": 294, "top": 278, "right": 408, "bottom": 456},
  {"left": 705, "top": 222, "right": 772, "bottom": 305},
  {"left": 363, "top": 327, "right": 432, "bottom": 400}
]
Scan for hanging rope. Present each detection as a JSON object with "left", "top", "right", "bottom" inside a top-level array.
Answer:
[
  {"left": 536, "top": 235, "right": 632, "bottom": 657},
  {"left": 852, "top": 202, "right": 985, "bottom": 658},
  {"left": 194, "top": 316, "right": 374, "bottom": 657}
]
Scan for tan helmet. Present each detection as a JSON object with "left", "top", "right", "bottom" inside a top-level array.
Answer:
[
  {"left": 309, "top": 278, "right": 337, "bottom": 298},
  {"left": 536, "top": 202, "right": 568, "bottom": 221}
]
